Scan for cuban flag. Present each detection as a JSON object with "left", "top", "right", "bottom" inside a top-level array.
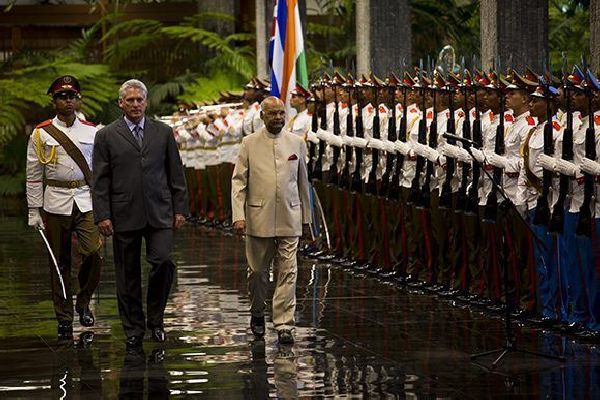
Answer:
[{"left": 269, "top": 0, "right": 309, "bottom": 108}]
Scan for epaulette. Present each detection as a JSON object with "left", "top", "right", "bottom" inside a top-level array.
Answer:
[
  {"left": 379, "top": 105, "right": 386, "bottom": 114},
  {"left": 410, "top": 108, "right": 418, "bottom": 113},
  {"left": 36, "top": 119, "right": 53, "bottom": 129},
  {"left": 458, "top": 110, "right": 465, "bottom": 118},
  {"left": 526, "top": 116, "right": 536, "bottom": 126},
  {"left": 504, "top": 114, "right": 514, "bottom": 122},
  {"left": 426, "top": 110, "right": 433, "bottom": 119},
  {"left": 489, "top": 111, "right": 495, "bottom": 121},
  {"left": 552, "top": 120, "right": 561, "bottom": 131},
  {"left": 595, "top": 115, "right": 600, "bottom": 126},
  {"left": 79, "top": 119, "right": 96, "bottom": 127},
  {"left": 367, "top": 105, "right": 374, "bottom": 114}
]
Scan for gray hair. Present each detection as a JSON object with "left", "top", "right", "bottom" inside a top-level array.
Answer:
[{"left": 119, "top": 79, "right": 148, "bottom": 99}]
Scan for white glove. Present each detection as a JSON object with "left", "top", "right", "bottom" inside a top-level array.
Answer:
[
  {"left": 486, "top": 153, "right": 508, "bottom": 169},
  {"left": 412, "top": 142, "right": 426, "bottom": 157},
  {"left": 421, "top": 145, "right": 440, "bottom": 163},
  {"left": 580, "top": 157, "right": 600, "bottom": 176},
  {"left": 537, "top": 154, "right": 556, "bottom": 172},
  {"left": 455, "top": 147, "right": 472, "bottom": 163},
  {"left": 383, "top": 140, "right": 396, "bottom": 153},
  {"left": 327, "top": 134, "right": 343, "bottom": 147},
  {"left": 367, "top": 138, "right": 386, "bottom": 151},
  {"left": 394, "top": 140, "right": 412, "bottom": 156},
  {"left": 306, "top": 131, "right": 319, "bottom": 144},
  {"left": 316, "top": 128, "right": 329, "bottom": 141},
  {"left": 28, "top": 208, "right": 44, "bottom": 229},
  {"left": 352, "top": 137, "right": 369, "bottom": 149},
  {"left": 470, "top": 147, "right": 485, "bottom": 163},
  {"left": 342, "top": 135, "right": 354, "bottom": 146},
  {"left": 555, "top": 158, "right": 579, "bottom": 176}
]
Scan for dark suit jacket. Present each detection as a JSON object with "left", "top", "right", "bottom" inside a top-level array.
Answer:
[{"left": 92, "top": 117, "right": 188, "bottom": 232}]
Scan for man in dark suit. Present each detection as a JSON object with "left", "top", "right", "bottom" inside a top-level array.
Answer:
[{"left": 92, "top": 79, "right": 188, "bottom": 349}]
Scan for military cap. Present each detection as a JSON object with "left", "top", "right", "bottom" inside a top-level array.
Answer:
[
  {"left": 504, "top": 69, "right": 537, "bottom": 92},
  {"left": 474, "top": 70, "right": 490, "bottom": 87},
  {"left": 567, "top": 65, "right": 586, "bottom": 90},
  {"left": 290, "top": 84, "right": 311, "bottom": 98},
  {"left": 432, "top": 71, "right": 446, "bottom": 90},
  {"left": 524, "top": 67, "right": 540, "bottom": 84},
  {"left": 531, "top": 74, "right": 559, "bottom": 99},
  {"left": 47, "top": 75, "right": 81, "bottom": 96},
  {"left": 446, "top": 72, "right": 461, "bottom": 89},
  {"left": 402, "top": 72, "right": 415, "bottom": 88},
  {"left": 369, "top": 72, "right": 385, "bottom": 88},
  {"left": 386, "top": 72, "right": 401, "bottom": 87},
  {"left": 343, "top": 73, "right": 355, "bottom": 87},
  {"left": 332, "top": 71, "right": 346, "bottom": 85},
  {"left": 586, "top": 69, "right": 600, "bottom": 91}
]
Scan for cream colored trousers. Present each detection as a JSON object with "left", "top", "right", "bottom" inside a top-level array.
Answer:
[{"left": 246, "top": 235, "right": 299, "bottom": 331}]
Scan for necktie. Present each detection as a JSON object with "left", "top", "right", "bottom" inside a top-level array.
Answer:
[{"left": 133, "top": 125, "right": 143, "bottom": 146}]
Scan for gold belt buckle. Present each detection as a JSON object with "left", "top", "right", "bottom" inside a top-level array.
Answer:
[{"left": 70, "top": 180, "right": 78, "bottom": 188}]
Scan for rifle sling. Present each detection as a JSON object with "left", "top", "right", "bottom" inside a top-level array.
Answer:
[{"left": 41, "top": 124, "right": 93, "bottom": 187}]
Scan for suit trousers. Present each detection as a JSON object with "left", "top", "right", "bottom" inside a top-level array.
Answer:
[
  {"left": 246, "top": 235, "right": 299, "bottom": 331},
  {"left": 113, "top": 226, "right": 175, "bottom": 338}
]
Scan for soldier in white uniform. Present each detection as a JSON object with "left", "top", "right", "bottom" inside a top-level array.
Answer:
[
  {"left": 286, "top": 85, "right": 312, "bottom": 139},
  {"left": 26, "top": 76, "right": 102, "bottom": 340}
]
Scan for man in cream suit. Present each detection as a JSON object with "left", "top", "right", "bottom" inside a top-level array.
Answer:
[{"left": 231, "top": 96, "right": 311, "bottom": 344}]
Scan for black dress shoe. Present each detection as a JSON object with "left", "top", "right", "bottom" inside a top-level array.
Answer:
[
  {"left": 331, "top": 256, "right": 347, "bottom": 264},
  {"left": 250, "top": 316, "right": 265, "bottom": 337},
  {"left": 77, "top": 306, "right": 95, "bottom": 327},
  {"left": 318, "top": 253, "right": 337, "bottom": 262},
  {"left": 277, "top": 329, "right": 294, "bottom": 345},
  {"left": 576, "top": 329, "right": 600, "bottom": 343},
  {"left": 57, "top": 322, "right": 73, "bottom": 340},
  {"left": 308, "top": 250, "right": 326, "bottom": 259},
  {"left": 341, "top": 259, "right": 358, "bottom": 268},
  {"left": 151, "top": 327, "right": 166, "bottom": 343},
  {"left": 126, "top": 335, "right": 143, "bottom": 349},
  {"left": 354, "top": 262, "right": 370, "bottom": 271}
]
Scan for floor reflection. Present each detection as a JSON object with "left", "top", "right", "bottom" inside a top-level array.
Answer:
[{"left": 0, "top": 216, "right": 599, "bottom": 398}]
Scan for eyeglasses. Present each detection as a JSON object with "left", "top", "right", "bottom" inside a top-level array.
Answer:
[{"left": 53, "top": 92, "right": 79, "bottom": 100}]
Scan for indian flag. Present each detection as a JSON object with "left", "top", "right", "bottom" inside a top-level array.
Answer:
[{"left": 269, "top": 0, "right": 308, "bottom": 108}]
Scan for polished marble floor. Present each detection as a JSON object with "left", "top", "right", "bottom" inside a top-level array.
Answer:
[{"left": 0, "top": 215, "right": 599, "bottom": 399}]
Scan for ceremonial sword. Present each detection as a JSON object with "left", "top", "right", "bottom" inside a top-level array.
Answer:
[{"left": 36, "top": 226, "right": 67, "bottom": 299}]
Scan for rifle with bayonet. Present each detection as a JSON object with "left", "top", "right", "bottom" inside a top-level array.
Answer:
[
  {"left": 576, "top": 75, "right": 596, "bottom": 237},
  {"left": 366, "top": 79, "right": 381, "bottom": 196},
  {"left": 313, "top": 77, "right": 328, "bottom": 182},
  {"left": 381, "top": 75, "right": 398, "bottom": 198},
  {"left": 533, "top": 75, "right": 554, "bottom": 226},
  {"left": 465, "top": 77, "right": 482, "bottom": 215},
  {"left": 439, "top": 76, "right": 457, "bottom": 209},
  {"left": 483, "top": 72, "right": 506, "bottom": 222},
  {"left": 351, "top": 81, "right": 365, "bottom": 194},
  {"left": 407, "top": 66, "right": 428, "bottom": 205},
  {"left": 456, "top": 72, "right": 472, "bottom": 212},
  {"left": 418, "top": 76, "right": 438, "bottom": 209},
  {"left": 388, "top": 76, "right": 409, "bottom": 200},
  {"left": 339, "top": 77, "right": 354, "bottom": 189},
  {"left": 327, "top": 76, "right": 342, "bottom": 187}
]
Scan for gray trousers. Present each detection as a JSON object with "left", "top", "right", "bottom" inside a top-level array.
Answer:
[{"left": 246, "top": 235, "right": 299, "bottom": 331}]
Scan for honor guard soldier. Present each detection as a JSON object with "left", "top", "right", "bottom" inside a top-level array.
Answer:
[
  {"left": 287, "top": 85, "right": 313, "bottom": 139},
  {"left": 26, "top": 76, "right": 102, "bottom": 340},
  {"left": 518, "top": 74, "right": 561, "bottom": 325}
]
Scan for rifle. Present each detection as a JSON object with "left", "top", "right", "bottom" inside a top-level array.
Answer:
[
  {"left": 418, "top": 76, "right": 439, "bottom": 209},
  {"left": 313, "top": 76, "right": 328, "bottom": 182},
  {"left": 388, "top": 76, "right": 409, "bottom": 200},
  {"left": 483, "top": 73, "right": 505, "bottom": 223},
  {"left": 549, "top": 72, "right": 573, "bottom": 233},
  {"left": 456, "top": 72, "right": 472, "bottom": 212},
  {"left": 307, "top": 86, "right": 319, "bottom": 180},
  {"left": 533, "top": 75, "right": 554, "bottom": 226},
  {"left": 439, "top": 76, "right": 457, "bottom": 209},
  {"left": 576, "top": 81, "right": 596, "bottom": 237},
  {"left": 327, "top": 75, "right": 342, "bottom": 187},
  {"left": 365, "top": 78, "right": 381, "bottom": 196},
  {"left": 465, "top": 79, "right": 482, "bottom": 215},
  {"left": 381, "top": 75, "right": 399, "bottom": 198},
  {"left": 351, "top": 81, "right": 365, "bottom": 194},
  {"left": 339, "top": 77, "right": 354, "bottom": 189},
  {"left": 407, "top": 69, "right": 428, "bottom": 205}
]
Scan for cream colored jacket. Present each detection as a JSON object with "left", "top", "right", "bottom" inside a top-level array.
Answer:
[{"left": 231, "top": 127, "right": 312, "bottom": 237}]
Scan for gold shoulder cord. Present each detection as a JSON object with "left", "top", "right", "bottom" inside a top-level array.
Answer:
[{"left": 34, "top": 128, "right": 58, "bottom": 165}]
